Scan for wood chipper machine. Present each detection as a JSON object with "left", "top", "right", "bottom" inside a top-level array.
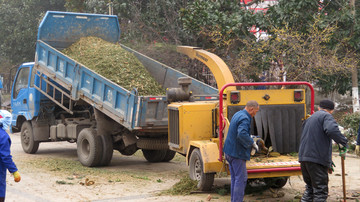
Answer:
[{"left": 167, "top": 46, "right": 314, "bottom": 190}]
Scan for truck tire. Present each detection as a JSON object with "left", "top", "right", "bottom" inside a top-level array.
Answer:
[
  {"left": 20, "top": 121, "right": 39, "bottom": 154},
  {"left": 77, "top": 128, "right": 103, "bottom": 167},
  {"left": 142, "top": 149, "right": 167, "bottom": 162},
  {"left": 99, "top": 134, "right": 113, "bottom": 166},
  {"left": 189, "top": 148, "right": 214, "bottom": 191},
  {"left": 137, "top": 138, "right": 168, "bottom": 150},
  {"left": 264, "top": 177, "right": 288, "bottom": 188},
  {"left": 162, "top": 149, "right": 176, "bottom": 162}
]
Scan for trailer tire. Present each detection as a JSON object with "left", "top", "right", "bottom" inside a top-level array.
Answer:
[
  {"left": 162, "top": 150, "right": 176, "bottom": 162},
  {"left": 20, "top": 121, "right": 39, "bottom": 154},
  {"left": 142, "top": 149, "right": 167, "bottom": 162},
  {"left": 77, "top": 128, "right": 103, "bottom": 167},
  {"left": 189, "top": 148, "right": 214, "bottom": 191},
  {"left": 99, "top": 134, "right": 113, "bottom": 166},
  {"left": 264, "top": 177, "right": 288, "bottom": 188}
]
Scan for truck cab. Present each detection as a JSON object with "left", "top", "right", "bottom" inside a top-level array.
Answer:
[{"left": 11, "top": 62, "right": 38, "bottom": 133}]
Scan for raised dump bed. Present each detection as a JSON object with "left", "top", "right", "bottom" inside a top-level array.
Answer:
[{"left": 11, "top": 11, "right": 218, "bottom": 167}]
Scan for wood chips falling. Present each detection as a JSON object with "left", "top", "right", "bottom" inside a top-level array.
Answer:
[{"left": 62, "top": 37, "right": 165, "bottom": 95}]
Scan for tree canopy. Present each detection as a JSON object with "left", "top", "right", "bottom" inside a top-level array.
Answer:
[{"left": 0, "top": 0, "right": 359, "bottom": 96}]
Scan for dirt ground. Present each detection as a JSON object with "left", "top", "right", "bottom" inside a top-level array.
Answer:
[{"left": 5, "top": 132, "right": 360, "bottom": 202}]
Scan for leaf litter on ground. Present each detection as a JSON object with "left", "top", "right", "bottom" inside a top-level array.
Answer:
[{"left": 62, "top": 37, "right": 165, "bottom": 95}]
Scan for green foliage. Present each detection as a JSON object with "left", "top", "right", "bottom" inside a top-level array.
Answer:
[
  {"left": 180, "top": 0, "right": 256, "bottom": 52},
  {"left": 0, "top": 0, "right": 65, "bottom": 64},
  {"left": 162, "top": 175, "right": 198, "bottom": 195},
  {"left": 340, "top": 112, "right": 360, "bottom": 135},
  {"left": 258, "top": 0, "right": 319, "bottom": 34},
  {"left": 339, "top": 112, "right": 359, "bottom": 151},
  {"left": 233, "top": 22, "right": 355, "bottom": 86},
  {"left": 316, "top": 72, "right": 352, "bottom": 95},
  {"left": 65, "top": 0, "right": 86, "bottom": 12},
  {"left": 65, "top": 0, "right": 190, "bottom": 44}
]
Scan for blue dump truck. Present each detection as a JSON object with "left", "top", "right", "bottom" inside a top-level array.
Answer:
[{"left": 11, "top": 11, "right": 217, "bottom": 167}]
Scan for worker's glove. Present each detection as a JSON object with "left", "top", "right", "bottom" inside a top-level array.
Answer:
[
  {"left": 252, "top": 142, "right": 259, "bottom": 152},
  {"left": 250, "top": 142, "right": 259, "bottom": 156},
  {"left": 338, "top": 144, "right": 347, "bottom": 159},
  {"left": 328, "top": 161, "right": 336, "bottom": 174},
  {"left": 12, "top": 171, "right": 21, "bottom": 182}
]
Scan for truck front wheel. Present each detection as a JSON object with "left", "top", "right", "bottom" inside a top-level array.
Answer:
[
  {"left": 77, "top": 128, "right": 103, "bottom": 167},
  {"left": 189, "top": 148, "right": 214, "bottom": 191},
  {"left": 99, "top": 134, "right": 113, "bottom": 166},
  {"left": 21, "top": 121, "right": 39, "bottom": 154}
]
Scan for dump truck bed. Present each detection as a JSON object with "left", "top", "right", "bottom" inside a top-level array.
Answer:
[{"left": 34, "top": 11, "right": 218, "bottom": 131}]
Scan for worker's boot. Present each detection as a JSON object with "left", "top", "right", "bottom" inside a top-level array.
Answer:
[
  {"left": 312, "top": 185, "right": 328, "bottom": 202},
  {"left": 301, "top": 185, "right": 313, "bottom": 202}
]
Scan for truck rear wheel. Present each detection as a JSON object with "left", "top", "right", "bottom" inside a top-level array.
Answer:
[
  {"left": 99, "top": 134, "right": 113, "bottom": 166},
  {"left": 189, "top": 148, "right": 214, "bottom": 191},
  {"left": 142, "top": 149, "right": 166, "bottom": 162},
  {"left": 137, "top": 137, "right": 168, "bottom": 150},
  {"left": 264, "top": 177, "right": 288, "bottom": 188},
  {"left": 77, "top": 128, "right": 103, "bottom": 167},
  {"left": 162, "top": 150, "right": 176, "bottom": 162},
  {"left": 21, "top": 121, "right": 39, "bottom": 154}
]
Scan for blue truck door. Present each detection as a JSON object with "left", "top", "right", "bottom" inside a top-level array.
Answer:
[{"left": 11, "top": 64, "right": 32, "bottom": 120}]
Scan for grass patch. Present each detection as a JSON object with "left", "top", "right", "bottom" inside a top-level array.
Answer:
[
  {"left": 131, "top": 175, "right": 150, "bottom": 180},
  {"left": 23, "top": 157, "right": 149, "bottom": 182},
  {"left": 56, "top": 180, "right": 74, "bottom": 185},
  {"left": 215, "top": 185, "right": 230, "bottom": 196},
  {"left": 289, "top": 152, "right": 298, "bottom": 157},
  {"left": 161, "top": 175, "right": 198, "bottom": 195}
]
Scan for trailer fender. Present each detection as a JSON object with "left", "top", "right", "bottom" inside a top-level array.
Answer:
[{"left": 186, "top": 140, "right": 224, "bottom": 173}]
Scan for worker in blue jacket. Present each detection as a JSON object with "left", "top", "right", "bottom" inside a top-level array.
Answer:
[
  {"left": 223, "top": 100, "right": 259, "bottom": 202},
  {"left": 0, "top": 110, "right": 20, "bottom": 202},
  {"left": 299, "top": 99, "right": 348, "bottom": 202}
]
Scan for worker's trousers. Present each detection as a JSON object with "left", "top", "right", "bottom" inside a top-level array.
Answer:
[
  {"left": 300, "top": 161, "right": 329, "bottom": 202},
  {"left": 226, "top": 154, "right": 247, "bottom": 202}
]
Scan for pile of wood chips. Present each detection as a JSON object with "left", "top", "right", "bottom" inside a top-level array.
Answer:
[{"left": 62, "top": 37, "right": 165, "bottom": 96}]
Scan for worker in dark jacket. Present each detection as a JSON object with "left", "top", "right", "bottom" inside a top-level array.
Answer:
[
  {"left": 299, "top": 99, "right": 348, "bottom": 202},
  {"left": 223, "top": 100, "right": 259, "bottom": 202},
  {"left": 0, "top": 110, "right": 20, "bottom": 202}
]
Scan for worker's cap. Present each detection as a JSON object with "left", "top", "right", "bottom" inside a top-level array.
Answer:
[{"left": 319, "top": 99, "right": 335, "bottom": 110}]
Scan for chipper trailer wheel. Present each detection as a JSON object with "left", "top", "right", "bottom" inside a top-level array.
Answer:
[
  {"left": 77, "top": 128, "right": 103, "bottom": 167},
  {"left": 189, "top": 148, "right": 215, "bottom": 191},
  {"left": 20, "top": 121, "right": 39, "bottom": 154}
]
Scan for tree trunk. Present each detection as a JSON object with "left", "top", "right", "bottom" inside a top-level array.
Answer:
[{"left": 350, "top": 0, "right": 359, "bottom": 112}]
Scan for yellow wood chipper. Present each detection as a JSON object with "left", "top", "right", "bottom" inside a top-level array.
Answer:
[{"left": 167, "top": 46, "right": 315, "bottom": 190}]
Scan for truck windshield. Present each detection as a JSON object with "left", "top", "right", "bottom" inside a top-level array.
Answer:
[{"left": 13, "top": 67, "right": 30, "bottom": 99}]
